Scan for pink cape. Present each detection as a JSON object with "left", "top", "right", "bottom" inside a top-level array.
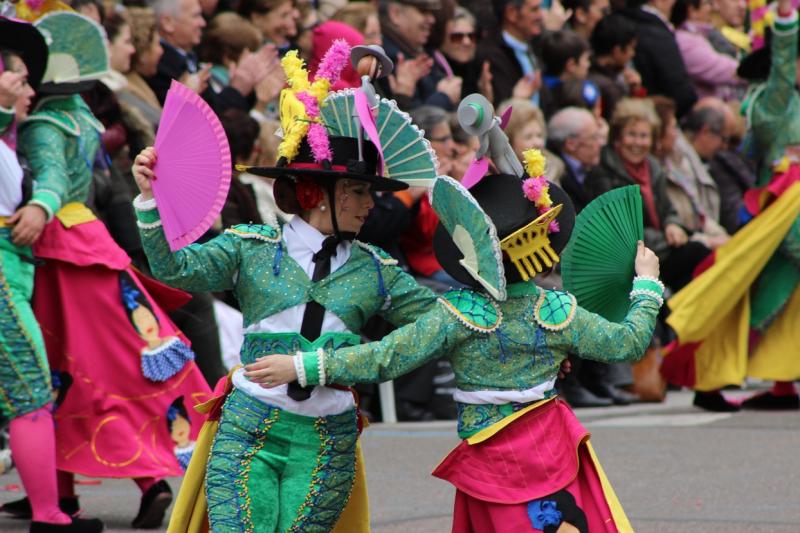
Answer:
[
  {"left": 33, "top": 218, "right": 212, "bottom": 479},
  {"left": 434, "top": 399, "right": 621, "bottom": 532}
]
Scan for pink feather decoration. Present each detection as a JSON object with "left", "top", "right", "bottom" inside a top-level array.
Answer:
[
  {"left": 296, "top": 91, "right": 320, "bottom": 118},
  {"left": 315, "top": 39, "right": 352, "bottom": 84},
  {"left": 307, "top": 122, "right": 332, "bottom": 163},
  {"left": 522, "top": 176, "right": 546, "bottom": 204}
]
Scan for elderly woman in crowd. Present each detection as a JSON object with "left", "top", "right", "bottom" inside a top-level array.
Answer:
[
  {"left": 587, "top": 98, "right": 711, "bottom": 291},
  {"left": 498, "top": 98, "right": 565, "bottom": 183},
  {"left": 651, "top": 96, "right": 730, "bottom": 250}
]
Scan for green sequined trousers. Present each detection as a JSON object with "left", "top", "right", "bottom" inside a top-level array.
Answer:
[
  {"left": 0, "top": 234, "right": 52, "bottom": 418},
  {"left": 205, "top": 389, "right": 358, "bottom": 533}
]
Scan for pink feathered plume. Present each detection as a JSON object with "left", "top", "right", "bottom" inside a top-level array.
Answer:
[{"left": 315, "top": 39, "right": 352, "bottom": 84}]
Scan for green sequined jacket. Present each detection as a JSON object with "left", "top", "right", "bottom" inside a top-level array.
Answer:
[
  {"left": 301, "top": 280, "right": 663, "bottom": 437},
  {"left": 135, "top": 206, "right": 438, "bottom": 364},
  {"left": 17, "top": 95, "right": 104, "bottom": 221}
]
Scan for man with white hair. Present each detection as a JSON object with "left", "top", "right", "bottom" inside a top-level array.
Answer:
[
  {"left": 147, "top": 0, "right": 264, "bottom": 113},
  {"left": 547, "top": 107, "right": 602, "bottom": 212}
]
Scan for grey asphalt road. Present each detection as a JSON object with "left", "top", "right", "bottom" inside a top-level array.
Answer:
[{"left": 2, "top": 390, "right": 798, "bottom": 532}]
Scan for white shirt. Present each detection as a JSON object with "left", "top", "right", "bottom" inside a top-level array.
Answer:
[
  {"left": 233, "top": 216, "right": 357, "bottom": 417},
  {"left": 0, "top": 139, "right": 23, "bottom": 217}
]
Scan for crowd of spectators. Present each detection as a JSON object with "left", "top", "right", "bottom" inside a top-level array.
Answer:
[{"left": 65, "top": 0, "right": 761, "bottom": 416}]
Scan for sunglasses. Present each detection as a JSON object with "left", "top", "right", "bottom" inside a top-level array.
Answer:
[{"left": 448, "top": 31, "right": 477, "bottom": 44}]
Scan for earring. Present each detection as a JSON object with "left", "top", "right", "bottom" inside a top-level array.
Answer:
[{"left": 319, "top": 205, "right": 327, "bottom": 212}]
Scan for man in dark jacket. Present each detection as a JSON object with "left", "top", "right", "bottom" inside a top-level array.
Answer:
[
  {"left": 619, "top": 0, "right": 697, "bottom": 117},
  {"left": 148, "top": 0, "right": 256, "bottom": 114},
  {"left": 475, "top": 0, "right": 544, "bottom": 106},
  {"left": 378, "top": 0, "right": 462, "bottom": 111}
]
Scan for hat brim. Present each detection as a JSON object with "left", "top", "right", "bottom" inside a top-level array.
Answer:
[
  {"left": 350, "top": 46, "right": 394, "bottom": 79},
  {"left": 38, "top": 80, "right": 98, "bottom": 95},
  {"left": 244, "top": 166, "right": 408, "bottom": 192},
  {"left": 0, "top": 18, "right": 48, "bottom": 90}
]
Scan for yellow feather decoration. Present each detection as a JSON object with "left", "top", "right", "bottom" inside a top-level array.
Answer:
[{"left": 523, "top": 148, "right": 547, "bottom": 178}]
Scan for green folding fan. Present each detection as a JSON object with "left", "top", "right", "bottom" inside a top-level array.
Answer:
[
  {"left": 321, "top": 90, "right": 440, "bottom": 186},
  {"left": 561, "top": 185, "right": 644, "bottom": 322}
]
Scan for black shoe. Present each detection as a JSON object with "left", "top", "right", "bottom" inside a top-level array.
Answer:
[
  {"left": 131, "top": 480, "right": 173, "bottom": 529},
  {"left": 396, "top": 401, "right": 436, "bottom": 422},
  {"left": 562, "top": 385, "right": 613, "bottom": 408},
  {"left": 693, "top": 391, "right": 740, "bottom": 412},
  {"left": 740, "top": 392, "right": 800, "bottom": 410},
  {"left": 29, "top": 516, "right": 103, "bottom": 533},
  {"left": 586, "top": 383, "right": 638, "bottom": 406},
  {"left": 2, "top": 497, "right": 80, "bottom": 519}
]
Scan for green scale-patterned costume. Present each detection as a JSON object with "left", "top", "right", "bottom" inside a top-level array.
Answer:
[
  {"left": 137, "top": 204, "right": 436, "bottom": 532},
  {"left": 0, "top": 108, "right": 52, "bottom": 417},
  {"left": 298, "top": 279, "right": 662, "bottom": 438}
]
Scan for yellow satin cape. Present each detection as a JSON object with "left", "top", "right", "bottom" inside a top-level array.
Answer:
[
  {"left": 167, "top": 374, "right": 370, "bottom": 533},
  {"left": 666, "top": 183, "right": 800, "bottom": 390}
]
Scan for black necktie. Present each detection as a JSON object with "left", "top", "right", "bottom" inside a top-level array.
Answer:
[{"left": 287, "top": 236, "right": 341, "bottom": 401}]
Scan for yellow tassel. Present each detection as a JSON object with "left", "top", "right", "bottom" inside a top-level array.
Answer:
[{"left": 522, "top": 148, "right": 547, "bottom": 178}]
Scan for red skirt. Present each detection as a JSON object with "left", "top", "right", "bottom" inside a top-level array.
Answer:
[
  {"left": 33, "top": 218, "right": 212, "bottom": 479},
  {"left": 434, "top": 399, "right": 630, "bottom": 532}
]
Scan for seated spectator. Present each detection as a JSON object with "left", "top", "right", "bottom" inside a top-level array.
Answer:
[
  {"left": 620, "top": 0, "right": 697, "bottom": 117},
  {"left": 238, "top": 0, "right": 298, "bottom": 53},
  {"left": 694, "top": 97, "right": 755, "bottom": 233},
  {"left": 119, "top": 6, "right": 164, "bottom": 157},
  {"left": 476, "top": 0, "right": 545, "bottom": 106},
  {"left": 652, "top": 97, "right": 730, "bottom": 250},
  {"left": 671, "top": 0, "right": 744, "bottom": 101},
  {"left": 562, "top": 0, "right": 610, "bottom": 41},
  {"left": 197, "top": 12, "right": 271, "bottom": 99},
  {"left": 587, "top": 97, "right": 711, "bottom": 291},
  {"left": 149, "top": 0, "right": 264, "bottom": 114},
  {"left": 379, "top": 0, "right": 462, "bottom": 111},
  {"left": 436, "top": 6, "right": 493, "bottom": 102},
  {"left": 331, "top": 1, "right": 383, "bottom": 46},
  {"left": 498, "top": 98, "right": 565, "bottom": 183},
  {"left": 539, "top": 28, "right": 592, "bottom": 118},
  {"left": 547, "top": 106, "right": 603, "bottom": 211},
  {"left": 589, "top": 13, "right": 644, "bottom": 121},
  {"left": 709, "top": 0, "right": 749, "bottom": 58}
]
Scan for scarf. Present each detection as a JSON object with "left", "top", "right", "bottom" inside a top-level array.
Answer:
[{"left": 623, "top": 157, "right": 661, "bottom": 230}]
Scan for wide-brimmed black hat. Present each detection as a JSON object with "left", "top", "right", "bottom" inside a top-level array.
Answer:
[
  {"left": 0, "top": 17, "right": 48, "bottom": 90},
  {"left": 434, "top": 173, "right": 576, "bottom": 287},
  {"left": 246, "top": 136, "right": 407, "bottom": 192}
]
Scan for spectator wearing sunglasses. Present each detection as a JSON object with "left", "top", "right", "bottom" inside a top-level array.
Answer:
[
  {"left": 562, "top": 0, "right": 611, "bottom": 41},
  {"left": 436, "top": 6, "right": 493, "bottom": 102},
  {"left": 589, "top": 13, "right": 645, "bottom": 121}
]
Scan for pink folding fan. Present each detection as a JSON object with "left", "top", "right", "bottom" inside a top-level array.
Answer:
[{"left": 153, "top": 80, "right": 231, "bottom": 251}]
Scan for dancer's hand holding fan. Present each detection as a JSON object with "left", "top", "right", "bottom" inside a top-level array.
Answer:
[
  {"left": 561, "top": 185, "right": 645, "bottom": 322},
  {"left": 149, "top": 80, "right": 232, "bottom": 251}
]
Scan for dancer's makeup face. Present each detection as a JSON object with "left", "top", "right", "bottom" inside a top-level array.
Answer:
[{"left": 332, "top": 179, "right": 375, "bottom": 234}]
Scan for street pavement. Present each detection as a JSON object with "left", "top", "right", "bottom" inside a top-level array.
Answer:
[{"left": 1, "top": 390, "right": 798, "bottom": 532}]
